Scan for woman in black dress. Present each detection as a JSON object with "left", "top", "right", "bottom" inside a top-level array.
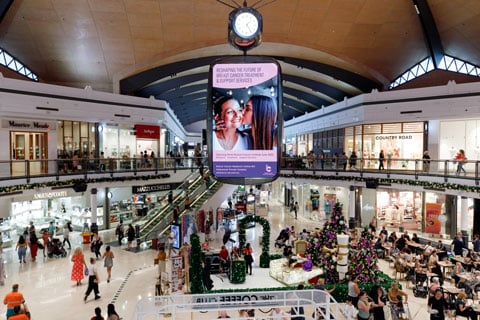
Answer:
[{"left": 370, "top": 285, "right": 386, "bottom": 320}]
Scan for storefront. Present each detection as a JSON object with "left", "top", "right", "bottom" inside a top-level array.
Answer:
[
  {"left": 439, "top": 119, "right": 480, "bottom": 172},
  {"left": 344, "top": 122, "right": 425, "bottom": 170},
  {"left": 280, "top": 182, "right": 349, "bottom": 222},
  {"left": 4, "top": 119, "right": 56, "bottom": 176}
]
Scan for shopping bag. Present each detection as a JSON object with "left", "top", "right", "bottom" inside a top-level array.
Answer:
[
  {"left": 84, "top": 268, "right": 89, "bottom": 276},
  {"left": 132, "top": 239, "right": 137, "bottom": 248}
]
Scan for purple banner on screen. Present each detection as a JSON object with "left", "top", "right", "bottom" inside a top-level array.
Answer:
[{"left": 213, "top": 161, "right": 277, "bottom": 178}]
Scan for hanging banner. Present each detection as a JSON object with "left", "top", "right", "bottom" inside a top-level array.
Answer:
[{"left": 425, "top": 203, "right": 442, "bottom": 234}]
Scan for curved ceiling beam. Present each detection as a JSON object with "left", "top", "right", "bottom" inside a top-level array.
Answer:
[
  {"left": 272, "top": 56, "right": 382, "bottom": 92},
  {"left": 283, "top": 74, "right": 347, "bottom": 101}
]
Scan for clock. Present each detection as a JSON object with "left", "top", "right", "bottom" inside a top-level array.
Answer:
[
  {"left": 228, "top": 7, "right": 263, "bottom": 52},
  {"left": 233, "top": 11, "right": 259, "bottom": 39}
]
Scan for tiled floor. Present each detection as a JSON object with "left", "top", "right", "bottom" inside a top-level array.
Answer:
[{"left": 0, "top": 198, "right": 441, "bottom": 319}]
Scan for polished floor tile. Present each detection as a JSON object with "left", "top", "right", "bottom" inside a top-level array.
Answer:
[{"left": 0, "top": 199, "right": 437, "bottom": 319}]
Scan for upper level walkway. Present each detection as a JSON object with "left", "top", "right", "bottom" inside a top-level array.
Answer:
[{"left": 2, "top": 156, "right": 479, "bottom": 199}]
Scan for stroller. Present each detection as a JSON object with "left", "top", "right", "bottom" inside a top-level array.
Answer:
[
  {"left": 389, "top": 296, "right": 411, "bottom": 320},
  {"left": 412, "top": 271, "right": 429, "bottom": 298},
  {"left": 274, "top": 228, "right": 289, "bottom": 248},
  {"left": 47, "top": 238, "right": 67, "bottom": 258}
]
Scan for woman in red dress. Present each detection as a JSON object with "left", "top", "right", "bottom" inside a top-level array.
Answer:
[{"left": 71, "top": 246, "right": 87, "bottom": 285}]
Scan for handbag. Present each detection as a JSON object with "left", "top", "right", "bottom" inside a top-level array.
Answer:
[{"left": 84, "top": 268, "right": 89, "bottom": 276}]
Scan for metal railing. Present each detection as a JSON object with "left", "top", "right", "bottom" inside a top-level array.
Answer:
[
  {"left": 2, "top": 156, "right": 480, "bottom": 184},
  {"left": 133, "top": 289, "right": 343, "bottom": 320}
]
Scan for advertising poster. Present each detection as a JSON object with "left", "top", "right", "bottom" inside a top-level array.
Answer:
[
  {"left": 208, "top": 56, "right": 282, "bottom": 184},
  {"left": 425, "top": 203, "right": 442, "bottom": 234}
]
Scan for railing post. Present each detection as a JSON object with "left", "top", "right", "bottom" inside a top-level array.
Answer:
[
  {"left": 444, "top": 160, "right": 448, "bottom": 182},
  {"left": 414, "top": 159, "right": 419, "bottom": 180},
  {"left": 476, "top": 161, "right": 479, "bottom": 185},
  {"left": 25, "top": 160, "right": 30, "bottom": 183}
]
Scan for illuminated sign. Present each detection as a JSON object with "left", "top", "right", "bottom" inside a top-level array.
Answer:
[{"left": 207, "top": 56, "right": 282, "bottom": 185}]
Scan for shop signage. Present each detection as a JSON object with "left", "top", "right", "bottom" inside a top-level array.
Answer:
[
  {"left": 193, "top": 293, "right": 279, "bottom": 309},
  {"left": 132, "top": 183, "right": 181, "bottom": 193},
  {"left": 2, "top": 119, "right": 55, "bottom": 130},
  {"left": 375, "top": 134, "right": 413, "bottom": 140},
  {"left": 135, "top": 124, "right": 160, "bottom": 139},
  {"left": 33, "top": 190, "right": 68, "bottom": 199}
]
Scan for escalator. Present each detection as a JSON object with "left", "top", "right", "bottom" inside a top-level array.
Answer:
[{"left": 138, "top": 170, "right": 222, "bottom": 242}]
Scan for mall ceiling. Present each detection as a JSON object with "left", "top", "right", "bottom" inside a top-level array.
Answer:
[{"left": 1, "top": 0, "right": 480, "bottom": 132}]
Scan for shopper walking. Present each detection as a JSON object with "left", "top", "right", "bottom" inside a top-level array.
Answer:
[
  {"left": 102, "top": 245, "right": 114, "bottom": 283},
  {"left": 71, "top": 246, "right": 87, "bottom": 286},
  {"left": 115, "top": 220, "right": 124, "bottom": 246},
  {"left": 378, "top": 150, "right": 385, "bottom": 170},
  {"left": 63, "top": 222, "right": 72, "bottom": 249},
  {"left": 106, "top": 303, "right": 120, "bottom": 320},
  {"left": 243, "top": 243, "right": 253, "bottom": 275},
  {"left": 91, "top": 233, "right": 103, "bottom": 259},
  {"left": 84, "top": 257, "right": 101, "bottom": 302},
  {"left": 91, "top": 306, "right": 104, "bottom": 320},
  {"left": 126, "top": 224, "right": 135, "bottom": 251},
  {"left": 16, "top": 235, "right": 27, "bottom": 264},
  {"left": 3, "top": 284, "right": 27, "bottom": 319},
  {"left": 455, "top": 149, "right": 467, "bottom": 175},
  {"left": 28, "top": 224, "right": 38, "bottom": 262},
  {"left": 41, "top": 229, "right": 49, "bottom": 258},
  {"left": 423, "top": 150, "right": 431, "bottom": 173},
  {"left": 294, "top": 201, "right": 299, "bottom": 220}
]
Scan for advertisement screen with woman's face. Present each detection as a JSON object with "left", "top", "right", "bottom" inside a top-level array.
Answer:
[{"left": 207, "top": 56, "right": 282, "bottom": 185}]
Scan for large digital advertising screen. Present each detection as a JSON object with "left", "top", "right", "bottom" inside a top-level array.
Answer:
[{"left": 207, "top": 56, "right": 282, "bottom": 185}]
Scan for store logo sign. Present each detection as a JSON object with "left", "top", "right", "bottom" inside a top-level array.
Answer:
[{"left": 34, "top": 191, "right": 68, "bottom": 199}]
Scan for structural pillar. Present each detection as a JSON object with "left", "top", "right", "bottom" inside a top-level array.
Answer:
[
  {"left": 348, "top": 186, "right": 356, "bottom": 229},
  {"left": 473, "top": 199, "right": 480, "bottom": 237},
  {"left": 90, "top": 188, "right": 98, "bottom": 224},
  {"left": 460, "top": 196, "right": 470, "bottom": 244}
]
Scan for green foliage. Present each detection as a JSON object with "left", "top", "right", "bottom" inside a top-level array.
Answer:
[
  {"left": 239, "top": 215, "right": 270, "bottom": 268},
  {"left": 306, "top": 202, "right": 347, "bottom": 283},
  {"left": 230, "top": 260, "right": 246, "bottom": 284},
  {"left": 189, "top": 233, "right": 204, "bottom": 294}
]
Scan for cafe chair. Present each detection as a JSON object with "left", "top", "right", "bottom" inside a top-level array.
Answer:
[
  {"left": 295, "top": 240, "right": 308, "bottom": 256},
  {"left": 394, "top": 259, "right": 407, "bottom": 280}
]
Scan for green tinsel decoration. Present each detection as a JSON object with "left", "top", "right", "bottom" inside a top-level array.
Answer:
[
  {"left": 230, "top": 259, "right": 246, "bottom": 284},
  {"left": 238, "top": 215, "right": 271, "bottom": 268}
]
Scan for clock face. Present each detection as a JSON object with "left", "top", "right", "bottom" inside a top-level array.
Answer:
[{"left": 234, "top": 12, "right": 259, "bottom": 38}]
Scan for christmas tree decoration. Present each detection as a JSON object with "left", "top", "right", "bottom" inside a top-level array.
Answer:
[
  {"left": 189, "top": 233, "right": 204, "bottom": 294},
  {"left": 306, "top": 202, "right": 347, "bottom": 283},
  {"left": 348, "top": 227, "right": 380, "bottom": 283}
]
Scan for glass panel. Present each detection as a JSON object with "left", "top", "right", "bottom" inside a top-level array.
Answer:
[
  {"left": 382, "top": 123, "right": 401, "bottom": 133},
  {"left": 402, "top": 122, "right": 424, "bottom": 133},
  {"left": 363, "top": 124, "right": 381, "bottom": 134},
  {"left": 72, "top": 122, "right": 80, "bottom": 155}
]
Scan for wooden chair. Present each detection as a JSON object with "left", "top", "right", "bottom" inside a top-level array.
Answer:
[
  {"left": 394, "top": 259, "right": 407, "bottom": 280},
  {"left": 295, "top": 240, "right": 308, "bottom": 256}
]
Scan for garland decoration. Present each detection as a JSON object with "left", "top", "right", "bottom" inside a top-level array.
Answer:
[{"left": 238, "top": 215, "right": 271, "bottom": 268}]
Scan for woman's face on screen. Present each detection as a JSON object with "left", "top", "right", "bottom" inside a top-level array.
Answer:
[
  {"left": 242, "top": 99, "right": 253, "bottom": 126},
  {"left": 221, "top": 99, "right": 242, "bottom": 129}
]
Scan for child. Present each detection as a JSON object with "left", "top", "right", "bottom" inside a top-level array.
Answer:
[{"left": 343, "top": 297, "right": 358, "bottom": 320}]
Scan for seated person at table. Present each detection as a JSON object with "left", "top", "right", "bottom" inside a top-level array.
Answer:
[
  {"left": 411, "top": 233, "right": 420, "bottom": 243},
  {"left": 403, "top": 230, "right": 411, "bottom": 241},
  {"left": 374, "top": 237, "right": 385, "bottom": 258},
  {"left": 219, "top": 245, "right": 229, "bottom": 271},
  {"left": 452, "top": 262, "right": 466, "bottom": 286},
  {"left": 380, "top": 226, "right": 388, "bottom": 239},
  {"left": 455, "top": 292, "right": 478, "bottom": 320},
  {"left": 424, "top": 241, "right": 435, "bottom": 255},
  {"left": 388, "top": 231, "right": 397, "bottom": 244},
  {"left": 436, "top": 240, "right": 446, "bottom": 251},
  {"left": 395, "top": 234, "right": 407, "bottom": 251},
  {"left": 428, "top": 251, "right": 444, "bottom": 285},
  {"left": 464, "top": 249, "right": 480, "bottom": 271}
]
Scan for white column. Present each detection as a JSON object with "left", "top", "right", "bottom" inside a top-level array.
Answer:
[
  {"left": 460, "top": 196, "right": 469, "bottom": 233},
  {"left": 349, "top": 186, "right": 355, "bottom": 220},
  {"left": 90, "top": 189, "right": 98, "bottom": 224}
]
